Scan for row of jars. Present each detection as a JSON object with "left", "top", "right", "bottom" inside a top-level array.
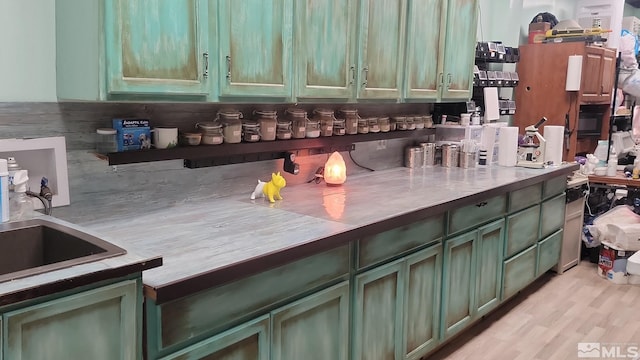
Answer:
[{"left": 193, "top": 109, "right": 434, "bottom": 145}]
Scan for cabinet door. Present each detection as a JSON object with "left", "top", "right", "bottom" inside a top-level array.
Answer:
[
  {"left": 581, "top": 47, "right": 605, "bottom": 103},
  {"left": 404, "top": 244, "right": 442, "bottom": 360},
  {"left": 403, "top": 0, "right": 446, "bottom": 100},
  {"left": 105, "top": 0, "right": 210, "bottom": 96},
  {"left": 218, "top": 0, "right": 293, "bottom": 98},
  {"left": 294, "top": 0, "right": 357, "bottom": 99},
  {"left": 540, "top": 193, "right": 566, "bottom": 240},
  {"left": 4, "top": 280, "right": 138, "bottom": 360},
  {"left": 475, "top": 220, "right": 504, "bottom": 316},
  {"left": 440, "top": 0, "right": 478, "bottom": 100},
  {"left": 272, "top": 282, "right": 349, "bottom": 360},
  {"left": 555, "top": 200, "right": 584, "bottom": 273},
  {"left": 357, "top": 0, "right": 407, "bottom": 99},
  {"left": 354, "top": 260, "right": 404, "bottom": 360},
  {"left": 160, "top": 316, "right": 269, "bottom": 360},
  {"left": 441, "top": 231, "right": 476, "bottom": 340},
  {"left": 600, "top": 48, "right": 616, "bottom": 101}
]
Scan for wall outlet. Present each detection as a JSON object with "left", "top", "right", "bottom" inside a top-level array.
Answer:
[{"left": 376, "top": 140, "right": 387, "bottom": 150}]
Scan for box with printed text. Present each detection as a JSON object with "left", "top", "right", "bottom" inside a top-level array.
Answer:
[{"left": 112, "top": 118, "right": 151, "bottom": 152}]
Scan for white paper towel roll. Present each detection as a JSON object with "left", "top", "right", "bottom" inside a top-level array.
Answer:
[
  {"left": 544, "top": 125, "right": 564, "bottom": 166},
  {"left": 498, "top": 127, "right": 519, "bottom": 166},
  {"left": 565, "top": 55, "right": 583, "bottom": 91},
  {"left": 483, "top": 87, "right": 500, "bottom": 121}
]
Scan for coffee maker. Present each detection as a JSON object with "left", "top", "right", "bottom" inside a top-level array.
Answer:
[{"left": 517, "top": 117, "right": 547, "bottom": 169}]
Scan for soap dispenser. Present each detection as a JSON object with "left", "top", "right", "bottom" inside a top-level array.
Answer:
[{"left": 10, "top": 169, "right": 33, "bottom": 221}]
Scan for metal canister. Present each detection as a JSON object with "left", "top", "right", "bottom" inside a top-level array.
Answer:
[
  {"left": 459, "top": 151, "right": 476, "bottom": 168},
  {"left": 442, "top": 144, "right": 459, "bottom": 168},
  {"left": 404, "top": 146, "right": 423, "bottom": 168},
  {"left": 420, "top": 142, "right": 436, "bottom": 167}
]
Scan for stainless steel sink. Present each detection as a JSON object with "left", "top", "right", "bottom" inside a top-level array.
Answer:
[{"left": 0, "top": 219, "right": 126, "bottom": 283}]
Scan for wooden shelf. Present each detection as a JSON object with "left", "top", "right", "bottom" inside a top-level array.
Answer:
[{"left": 106, "top": 128, "right": 434, "bottom": 166}]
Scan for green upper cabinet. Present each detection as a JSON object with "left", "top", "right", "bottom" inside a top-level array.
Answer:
[
  {"left": 294, "top": 0, "right": 357, "bottom": 99},
  {"left": 440, "top": 0, "right": 478, "bottom": 100},
  {"left": 403, "top": 0, "right": 446, "bottom": 100},
  {"left": 104, "top": 0, "right": 211, "bottom": 97},
  {"left": 356, "top": 0, "right": 407, "bottom": 100},
  {"left": 217, "top": 0, "right": 293, "bottom": 99}
]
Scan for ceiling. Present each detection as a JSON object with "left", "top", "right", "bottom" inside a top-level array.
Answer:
[{"left": 628, "top": 0, "right": 640, "bottom": 8}]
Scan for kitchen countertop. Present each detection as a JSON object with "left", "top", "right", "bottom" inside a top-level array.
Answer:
[{"left": 50, "top": 163, "right": 578, "bottom": 304}]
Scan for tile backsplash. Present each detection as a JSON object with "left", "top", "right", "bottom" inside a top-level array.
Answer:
[{"left": 1, "top": 101, "right": 432, "bottom": 219}]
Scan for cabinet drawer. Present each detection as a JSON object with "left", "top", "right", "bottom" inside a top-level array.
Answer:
[
  {"left": 503, "top": 245, "right": 537, "bottom": 300},
  {"left": 566, "top": 197, "right": 584, "bottom": 216},
  {"left": 543, "top": 176, "right": 567, "bottom": 199},
  {"left": 156, "top": 245, "right": 350, "bottom": 352},
  {"left": 505, "top": 205, "right": 541, "bottom": 258},
  {"left": 508, "top": 183, "right": 541, "bottom": 213},
  {"left": 358, "top": 214, "right": 444, "bottom": 269},
  {"left": 537, "top": 229, "right": 563, "bottom": 276},
  {"left": 448, "top": 194, "right": 507, "bottom": 236},
  {"left": 540, "top": 193, "right": 566, "bottom": 239}
]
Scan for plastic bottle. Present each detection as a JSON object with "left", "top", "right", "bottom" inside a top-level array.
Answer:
[
  {"left": 607, "top": 147, "right": 617, "bottom": 177},
  {"left": 593, "top": 140, "right": 609, "bottom": 167},
  {"left": 0, "top": 159, "right": 9, "bottom": 222},
  {"left": 6, "top": 157, "right": 20, "bottom": 192},
  {"left": 10, "top": 170, "right": 33, "bottom": 221}
]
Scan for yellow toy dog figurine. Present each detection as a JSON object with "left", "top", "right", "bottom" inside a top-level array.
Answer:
[{"left": 250, "top": 172, "right": 286, "bottom": 203}]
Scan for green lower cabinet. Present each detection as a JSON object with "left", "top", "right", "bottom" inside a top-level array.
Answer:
[
  {"left": 537, "top": 230, "right": 563, "bottom": 276},
  {"left": 353, "top": 259, "right": 404, "bottom": 360},
  {"left": 475, "top": 220, "right": 505, "bottom": 316},
  {"left": 3, "top": 280, "right": 138, "bottom": 360},
  {"left": 540, "top": 193, "right": 566, "bottom": 239},
  {"left": 441, "top": 231, "right": 477, "bottom": 339},
  {"left": 404, "top": 244, "right": 442, "bottom": 360},
  {"left": 505, "top": 205, "right": 541, "bottom": 258},
  {"left": 502, "top": 244, "right": 537, "bottom": 300},
  {"left": 159, "top": 316, "right": 269, "bottom": 360},
  {"left": 271, "top": 282, "right": 349, "bottom": 360}
]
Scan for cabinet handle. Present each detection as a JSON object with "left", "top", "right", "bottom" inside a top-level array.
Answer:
[
  {"left": 202, "top": 52, "right": 209, "bottom": 79},
  {"left": 475, "top": 201, "right": 488, "bottom": 207},
  {"left": 362, "top": 66, "right": 369, "bottom": 87},
  {"left": 438, "top": 72, "right": 444, "bottom": 88},
  {"left": 349, "top": 65, "right": 355, "bottom": 85},
  {"left": 226, "top": 55, "right": 232, "bottom": 82},
  {"left": 447, "top": 73, "right": 452, "bottom": 88}
]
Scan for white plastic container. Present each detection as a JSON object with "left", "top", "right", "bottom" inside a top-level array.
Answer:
[
  {"left": 0, "top": 159, "right": 8, "bottom": 222},
  {"left": 9, "top": 169, "right": 33, "bottom": 221}
]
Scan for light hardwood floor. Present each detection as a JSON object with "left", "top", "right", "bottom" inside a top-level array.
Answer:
[{"left": 430, "top": 261, "right": 640, "bottom": 360}]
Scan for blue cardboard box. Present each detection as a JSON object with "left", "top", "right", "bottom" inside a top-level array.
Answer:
[{"left": 112, "top": 119, "right": 151, "bottom": 151}]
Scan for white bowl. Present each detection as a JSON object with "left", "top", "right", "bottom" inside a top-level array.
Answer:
[{"left": 594, "top": 167, "right": 607, "bottom": 176}]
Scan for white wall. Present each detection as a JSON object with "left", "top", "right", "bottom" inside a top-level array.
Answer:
[
  {"left": 0, "top": 0, "right": 57, "bottom": 102},
  {"left": 478, "top": 0, "right": 523, "bottom": 47}
]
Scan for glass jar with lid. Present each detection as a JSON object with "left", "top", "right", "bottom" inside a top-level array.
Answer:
[
  {"left": 286, "top": 108, "right": 307, "bottom": 139},
  {"left": 393, "top": 116, "right": 408, "bottom": 130},
  {"left": 96, "top": 128, "right": 117, "bottom": 154},
  {"left": 423, "top": 114, "right": 433, "bottom": 128},
  {"left": 276, "top": 120, "right": 292, "bottom": 140},
  {"left": 253, "top": 110, "right": 277, "bottom": 141},
  {"left": 312, "top": 108, "right": 334, "bottom": 137},
  {"left": 413, "top": 115, "right": 425, "bottom": 130},
  {"left": 406, "top": 115, "right": 416, "bottom": 130},
  {"left": 368, "top": 117, "right": 380, "bottom": 133},
  {"left": 357, "top": 118, "right": 369, "bottom": 134},
  {"left": 333, "top": 118, "right": 346, "bottom": 136},
  {"left": 242, "top": 120, "right": 261, "bottom": 142},
  {"left": 306, "top": 119, "right": 321, "bottom": 138},
  {"left": 379, "top": 117, "right": 390, "bottom": 132},
  {"left": 339, "top": 109, "right": 360, "bottom": 135},
  {"left": 218, "top": 110, "right": 243, "bottom": 144},
  {"left": 196, "top": 122, "right": 223, "bottom": 145}
]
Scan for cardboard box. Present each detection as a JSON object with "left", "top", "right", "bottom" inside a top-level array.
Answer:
[
  {"left": 112, "top": 118, "right": 151, "bottom": 152},
  {"left": 598, "top": 241, "right": 636, "bottom": 284},
  {"left": 529, "top": 22, "right": 551, "bottom": 33}
]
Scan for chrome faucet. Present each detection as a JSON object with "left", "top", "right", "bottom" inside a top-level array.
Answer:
[{"left": 26, "top": 177, "right": 53, "bottom": 216}]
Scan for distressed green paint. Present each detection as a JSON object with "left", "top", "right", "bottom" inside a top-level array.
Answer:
[
  {"left": 294, "top": 0, "right": 357, "bottom": 99},
  {"left": 158, "top": 315, "right": 269, "bottom": 360},
  {"left": 475, "top": 220, "right": 504, "bottom": 316},
  {"left": 403, "top": 0, "right": 446, "bottom": 100},
  {"left": 357, "top": 0, "right": 406, "bottom": 99},
  {"left": 441, "top": 0, "right": 478, "bottom": 100},
  {"left": 272, "top": 282, "right": 349, "bottom": 360},
  {"left": 543, "top": 176, "right": 567, "bottom": 199},
  {"left": 537, "top": 230, "right": 563, "bottom": 276},
  {"left": 404, "top": 244, "right": 442, "bottom": 360},
  {"left": 218, "top": 0, "right": 293, "bottom": 98},
  {"left": 505, "top": 205, "right": 541, "bottom": 258},
  {"left": 105, "top": 0, "right": 210, "bottom": 96},
  {"left": 158, "top": 245, "right": 349, "bottom": 353},
  {"left": 441, "top": 231, "right": 476, "bottom": 339},
  {"left": 448, "top": 194, "right": 506, "bottom": 236},
  {"left": 4, "top": 280, "right": 138, "bottom": 360},
  {"left": 503, "top": 244, "right": 537, "bottom": 300},
  {"left": 353, "top": 260, "right": 404, "bottom": 360},
  {"left": 540, "top": 194, "right": 566, "bottom": 239},
  {"left": 508, "top": 183, "right": 542, "bottom": 213},
  {"left": 358, "top": 214, "right": 444, "bottom": 269}
]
